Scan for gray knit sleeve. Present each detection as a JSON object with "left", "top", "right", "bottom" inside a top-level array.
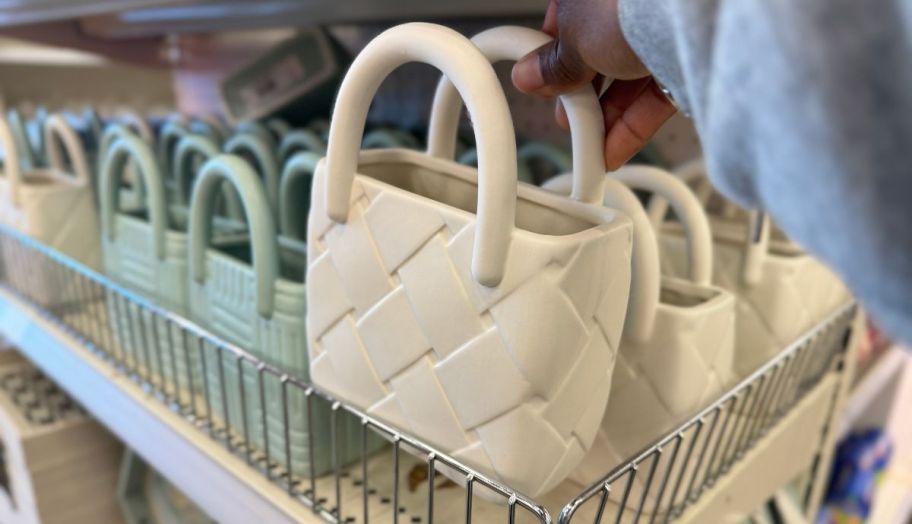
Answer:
[
  {"left": 618, "top": 0, "right": 690, "bottom": 113},
  {"left": 617, "top": 0, "right": 912, "bottom": 343}
]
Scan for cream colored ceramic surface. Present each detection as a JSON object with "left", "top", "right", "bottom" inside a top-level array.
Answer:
[
  {"left": 652, "top": 159, "right": 851, "bottom": 377},
  {"left": 545, "top": 166, "right": 736, "bottom": 497},
  {"left": 659, "top": 218, "right": 849, "bottom": 378},
  {"left": 188, "top": 154, "right": 329, "bottom": 476},
  {"left": 0, "top": 113, "right": 102, "bottom": 292},
  {"left": 306, "top": 24, "right": 633, "bottom": 497}
]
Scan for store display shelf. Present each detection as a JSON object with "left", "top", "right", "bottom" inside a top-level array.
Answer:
[
  {"left": 0, "top": 0, "right": 547, "bottom": 36},
  {"left": 837, "top": 345, "right": 909, "bottom": 441},
  {"left": 0, "top": 226, "right": 551, "bottom": 524},
  {"left": 558, "top": 306, "right": 859, "bottom": 524},
  {"left": 0, "top": 225, "right": 860, "bottom": 524}
]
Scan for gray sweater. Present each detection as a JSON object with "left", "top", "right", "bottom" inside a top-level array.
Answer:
[{"left": 620, "top": 0, "right": 912, "bottom": 343}]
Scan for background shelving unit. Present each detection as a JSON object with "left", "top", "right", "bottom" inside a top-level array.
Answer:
[{"left": 0, "top": 2, "right": 901, "bottom": 522}]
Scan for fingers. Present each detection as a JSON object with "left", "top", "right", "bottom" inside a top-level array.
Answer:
[
  {"left": 512, "top": 39, "right": 596, "bottom": 97},
  {"left": 603, "top": 79, "right": 677, "bottom": 170}
]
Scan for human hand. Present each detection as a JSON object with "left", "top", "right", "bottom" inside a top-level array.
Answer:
[{"left": 512, "top": 0, "right": 677, "bottom": 170}]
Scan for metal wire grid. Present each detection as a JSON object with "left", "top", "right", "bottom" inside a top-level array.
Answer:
[
  {"left": 0, "top": 226, "right": 553, "bottom": 524},
  {"left": 0, "top": 224, "right": 857, "bottom": 524},
  {"left": 557, "top": 303, "right": 856, "bottom": 524}
]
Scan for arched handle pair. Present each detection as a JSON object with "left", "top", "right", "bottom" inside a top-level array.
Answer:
[
  {"left": 323, "top": 23, "right": 519, "bottom": 287},
  {"left": 545, "top": 166, "right": 713, "bottom": 342},
  {"left": 649, "top": 158, "right": 768, "bottom": 286},
  {"left": 189, "top": 155, "right": 279, "bottom": 318},
  {"left": 99, "top": 135, "right": 168, "bottom": 259},
  {"left": 426, "top": 25, "right": 606, "bottom": 206},
  {"left": 614, "top": 165, "right": 713, "bottom": 286}
]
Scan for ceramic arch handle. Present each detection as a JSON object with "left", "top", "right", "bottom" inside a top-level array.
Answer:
[{"left": 324, "top": 22, "right": 518, "bottom": 288}]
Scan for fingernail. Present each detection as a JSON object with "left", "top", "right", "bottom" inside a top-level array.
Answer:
[{"left": 512, "top": 54, "right": 545, "bottom": 93}]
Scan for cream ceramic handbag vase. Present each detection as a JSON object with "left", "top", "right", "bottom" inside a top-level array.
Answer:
[
  {"left": 543, "top": 166, "right": 735, "bottom": 493},
  {"left": 189, "top": 154, "right": 321, "bottom": 476},
  {"left": 307, "top": 23, "right": 632, "bottom": 497},
  {"left": 100, "top": 134, "right": 196, "bottom": 393},
  {"left": 0, "top": 114, "right": 102, "bottom": 271},
  {"left": 651, "top": 160, "right": 850, "bottom": 377}
]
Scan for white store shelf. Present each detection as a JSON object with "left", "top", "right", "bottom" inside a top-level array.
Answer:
[
  {"left": 837, "top": 345, "right": 910, "bottom": 441},
  {"left": 0, "top": 288, "right": 323, "bottom": 524},
  {"left": 0, "top": 223, "right": 865, "bottom": 524},
  {"left": 676, "top": 374, "right": 841, "bottom": 523}
]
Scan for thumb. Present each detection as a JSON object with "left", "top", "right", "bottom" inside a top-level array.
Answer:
[{"left": 512, "top": 39, "right": 596, "bottom": 97}]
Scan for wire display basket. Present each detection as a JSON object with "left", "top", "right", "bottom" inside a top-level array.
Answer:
[{"left": 0, "top": 225, "right": 857, "bottom": 523}]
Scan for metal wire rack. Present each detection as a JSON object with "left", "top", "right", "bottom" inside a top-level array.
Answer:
[
  {"left": 0, "top": 225, "right": 857, "bottom": 524},
  {"left": 558, "top": 306, "right": 856, "bottom": 524}
]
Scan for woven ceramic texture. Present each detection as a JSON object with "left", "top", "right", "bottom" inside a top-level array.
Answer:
[
  {"left": 306, "top": 168, "right": 632, "bottom": 497},
  {"left": 0, "top": 113, "right": 102, "bottom": 308},
  {"left": 4, "top": 181, "right": 101, "bottom": 269},
  {"left": 571, "top": 278, "right": 735, "bottom": 491},
  {"left": 659, "top": 230, "right": 849, "bottom": 378},
  {"left": 189, "top": 249, "right": 344, "bottom": 475},
  {"left": 0, "top": 183, "right": 101, "bottom": 307}
]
